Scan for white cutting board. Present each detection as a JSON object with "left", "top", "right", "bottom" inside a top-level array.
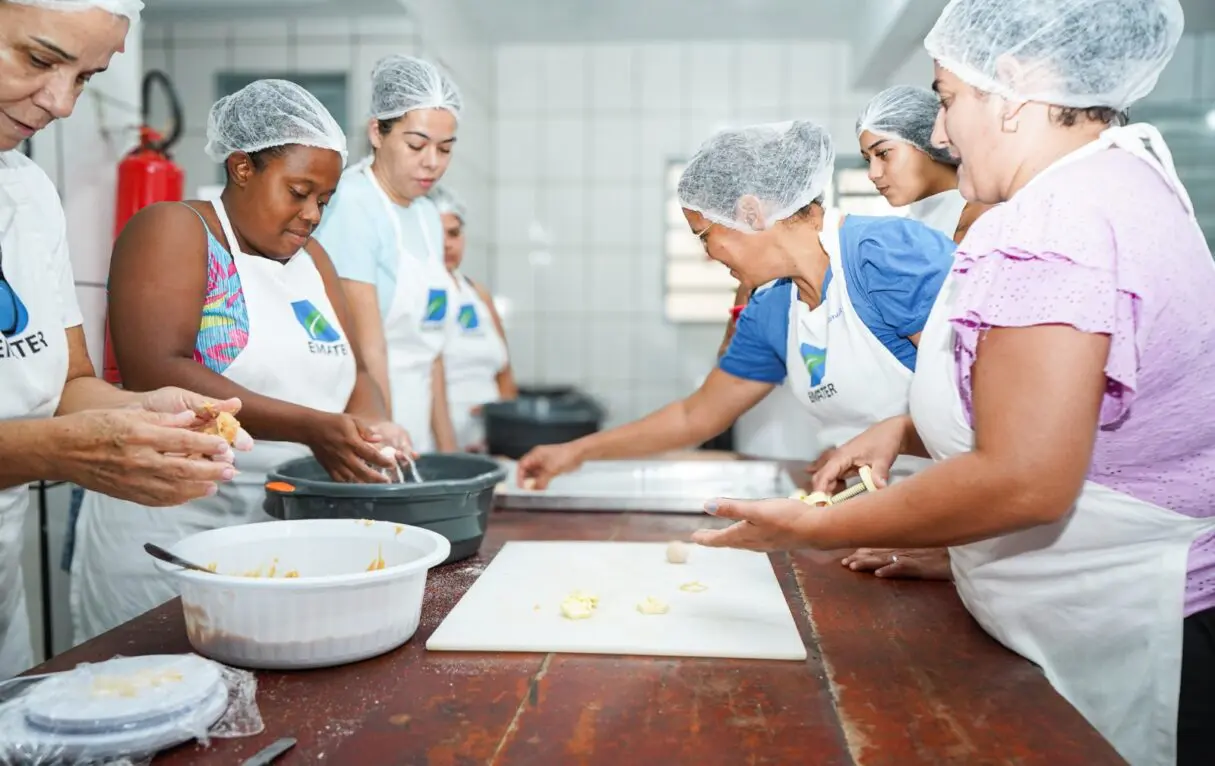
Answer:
[{"left": 426, "top": 541, "right": 807, "bottom": 661}]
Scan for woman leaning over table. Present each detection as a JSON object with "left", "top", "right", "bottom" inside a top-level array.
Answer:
[
  {"left": 0, "top": 0, "right": 248, "bottom": 679},
  {"left": 428, "top": 185, "right": 517, "bottom": 451},
  {"left": 724, "top": 85, "right": 989, "bottom": 466},
  {"left": 693, "top": 1, "right": 1215, "bottom": 763},
  {"left": 314, "top": 55, "right": 463, "bottom": 454},
  {"left": 71, "top": 80, "right": 405, "bottom": 642},
  {"left": 518, "top": 120, "right": 957, "bottom": 489}
]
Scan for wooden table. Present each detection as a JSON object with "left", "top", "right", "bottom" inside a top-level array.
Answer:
[{"left": 30, "top": 510, "right": 1123, "bottom": 765}]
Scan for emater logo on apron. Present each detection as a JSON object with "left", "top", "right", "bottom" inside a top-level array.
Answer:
[
  {"left": 291, "top": 299, "right": 350, "bottom": 357},
  {"left": 423, "top": 288, "right": 448, "bottom": 330},
  {"left": 0, "top": 249, "right": 50, "bottom": 360},
  {"left": 457, "top": 303, "right": 482, "bottom": 333},
  {"left": 800, "top": 342, "right": 837, "bottom": 403}
]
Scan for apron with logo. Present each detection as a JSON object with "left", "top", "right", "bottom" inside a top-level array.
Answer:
[
  {"left": 784, "top": 211, "right": 930, "bottom": 479},
  {"left": 361, "top": 162, "right": 456, "bottom": 453},
  {"left": 444, "top": 274, "right": 508, "bottom": 449},
  {"left": 0, "top": 154, "right": 72, "bottom": 679},
  {"left": 908, "top": 125, "right": 1215, "bottom": 766},
  {"left": 70, "top": 197, "right": 357, "bottom": 642}
]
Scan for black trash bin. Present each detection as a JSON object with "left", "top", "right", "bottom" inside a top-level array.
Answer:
[
  {"left": 484, "top": 389, "right": 604, "bottom": 459},
  {"left": 262, "top": 453, "right": 506, "bottom": 565}
]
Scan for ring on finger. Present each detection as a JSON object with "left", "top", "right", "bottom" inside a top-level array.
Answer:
[{"left": 890, "top": 554, "right": 898, "bottom": 563}]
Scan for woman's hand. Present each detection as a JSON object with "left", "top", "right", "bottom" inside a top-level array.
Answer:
[
  {"left": 516, "top": 443, "right": 584, "bottom": 489},
  {"left": 691, "top": 496, "right": 853, "bottom": 563},
  {"left": 136, "top": 387, "right": 254, "bottom": 452},
  {"left": 367, "top": 420, "right": 414, "bottom": 457},
  {"left": 810, "top": 415, "right": 912, "bottom": 493},
  {"left": 305, "top": 413, "right": 396, "bottom": 483},
  {"left": 802, "top": 447, "right": 845, "bottom": 493},
  {"left": 841, "top": 547, "right": 953, "bottom": 580},
  {"left": 54, "top": 409, "right": 237, "bottom": 506}
]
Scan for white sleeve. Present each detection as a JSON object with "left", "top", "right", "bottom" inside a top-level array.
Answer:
[
  {"left": 52, "top": 224, "right": 83, "bottom": 329},
  {"left": 32, "top": 169, "right": 84, "bottom": 329}
]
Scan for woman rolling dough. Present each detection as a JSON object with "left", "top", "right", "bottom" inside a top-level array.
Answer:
[{"left": 518, "top": 120, "right": 956, "bottom": 489}]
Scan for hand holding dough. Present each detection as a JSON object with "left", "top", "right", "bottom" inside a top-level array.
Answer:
[{"left": 666, "top": 540, "right": 689, "bottom": 564}]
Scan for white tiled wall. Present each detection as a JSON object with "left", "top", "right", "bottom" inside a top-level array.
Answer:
[
  {"left": 140, "top": 6, "right": 494, "bottom": 281},
  {"left": 491, "top": 41, "right": 879, "bottom": 426}
]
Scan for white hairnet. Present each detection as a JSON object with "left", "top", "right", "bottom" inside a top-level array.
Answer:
[
  {"left": 205, "top": 79, "right": 348, "bottom": 165},
  {"left": 7, "top": 0, "right": 142, "bottom": 22},
  {"left": 924, "top": 0, "right": 1184, "bottom": 110},
  {"left": 371, "top": 55, "right": 463, "bottom": 122},
  {"left": 677, "top": 120, "right": 835, "bottom": 232},
  {"left": 857, "top": 86, "right": 956, "bottom": 166},
  {"left": 428, "top": 185, "right": 467, "bottom": 222}
]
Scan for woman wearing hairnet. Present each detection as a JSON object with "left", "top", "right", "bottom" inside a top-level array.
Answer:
[
  {"left": 518, "top": 120, "right": 957, "bottom": 489},
  {"left": 856, "top": 85, "right": 989, "bottom": 242},
  {"left": 0, "top": 0, "right": 248, "bottom": 679},
  {"left": 428, "top": 185, "right": 517, "bottom": 451},
  {"left": 840, "top": 84, "right": 996, "bottom": 578},
  {"left": 697, "top": 1, "right": 1215, "bottom": 762},
  {"left": 726, "top": 85, "right": 994, "bottom": 476},
  {"left": 314, "top": 55, "right": 462, "bottom": 454},
  {"left": 70, "top": 80, "right": 405, "bottom": 641}
]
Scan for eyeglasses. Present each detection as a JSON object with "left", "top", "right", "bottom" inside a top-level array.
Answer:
[{"left": 693, "top": 222, "right": 713, "bottom": 251}]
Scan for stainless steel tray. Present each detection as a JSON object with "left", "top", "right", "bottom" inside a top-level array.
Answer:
[{"left": 495, "top": 459, "right": 795, "bottom": 514}]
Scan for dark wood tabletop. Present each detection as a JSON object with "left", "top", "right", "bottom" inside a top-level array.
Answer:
[{"left": 29, "top": 509, "right": 1124, "bottom": 765}]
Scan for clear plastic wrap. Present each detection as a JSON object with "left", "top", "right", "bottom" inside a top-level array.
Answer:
[{"left": 0, "top": 654, "right": 263, "bottom": 765}]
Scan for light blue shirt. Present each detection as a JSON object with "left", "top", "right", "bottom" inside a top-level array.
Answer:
[{"left": 313, "top": 166, "right": 445, "bottom": 316}]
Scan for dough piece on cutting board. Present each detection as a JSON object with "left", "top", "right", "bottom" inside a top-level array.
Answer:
[
  {"left": 679, "top": 581, "right": 708, "bottom": 593},
  {"left": 666, "top": 540, "right": 689, "bottom": 564},
  {"left": 636, "top": 597, "right": 669, "bottom": 615},
  {"left": 560, "top": 590, "right": 599, "bottom": 620}
]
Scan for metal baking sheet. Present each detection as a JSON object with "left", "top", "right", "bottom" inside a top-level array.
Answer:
[{"left": 495, "top": 459, "right": 796, "bottom": 514}]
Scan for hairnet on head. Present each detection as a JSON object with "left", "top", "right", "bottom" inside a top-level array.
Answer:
[
  {"left": 7, "top": 0, "right": 142, "bottom": 22},
  {"left": 371, "top": 55, "right": 463, "bottom": 122},
  {"left": 857, "top": 86, "right": 956, "bottom": 166},
  {"left": 677, "top": 120, "right": 835, "bottom": 232},
  {"left": 428, "top": 186, "right": 467, "bottom": 222},
  {"left": 924, "top": 0, "right": 1184, "bottom": 110},
  {"left": 205, "top": 79, "right": 348, "bottom": 165}
]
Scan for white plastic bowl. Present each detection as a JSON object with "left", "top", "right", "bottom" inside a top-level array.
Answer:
[{"left": 156, "top": 519, "right": 451, "bottom": 670}]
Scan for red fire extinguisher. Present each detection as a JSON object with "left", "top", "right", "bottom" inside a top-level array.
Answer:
[{"left": 103, "top": 70, "right": 184, "bottom": 385}]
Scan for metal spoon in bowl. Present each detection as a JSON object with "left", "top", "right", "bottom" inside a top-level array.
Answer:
[{"left": 143, "top": 542, "right": 216, "bottom": 574}]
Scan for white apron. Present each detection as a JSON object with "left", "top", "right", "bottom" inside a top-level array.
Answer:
[
  {"left": 444, "top": 273, "right": 508, "bottom": 450},
  {"left": 906, "top": 188, "right": 967, "bottom": 239},
  {"left": 362, "top": 161, "right": 456, "bottom": 453},
  {"left": 70, "top": 198, "right": 357, "bottom": 642},
  {"left": 784, "top": 211, "right": 930, "bottom": 479},
  {"left": 0, "top": 154, "right": 72, "bottom": 679},
  {"left": 908, "top": 126, "right": 1215, "bottom": 766}
]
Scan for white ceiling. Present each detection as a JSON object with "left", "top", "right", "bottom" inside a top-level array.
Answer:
[
  {"left": 143, "top": 0, "right": 1215, "bottom": 40},
  {"left": 142, "top": 0, "right": 406, "bottom": 21},
  {"left": 449, "top": 0, "right": 856, "bottom": 43}
]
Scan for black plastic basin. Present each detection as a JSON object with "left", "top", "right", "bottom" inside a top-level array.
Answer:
[
  {"left": 484, "top": 395, "right": 604, "bottom": 459},
  {"left": 262, "top": 454, "right": 506, "bottom": 565}
]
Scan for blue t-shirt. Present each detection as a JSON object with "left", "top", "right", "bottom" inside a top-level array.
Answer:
[
  {"left": 718, "top": 215, "right": 955, "bottom": 383},
  {"left": 313, "top": 168, "right": 445, "bottom": 316}
]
